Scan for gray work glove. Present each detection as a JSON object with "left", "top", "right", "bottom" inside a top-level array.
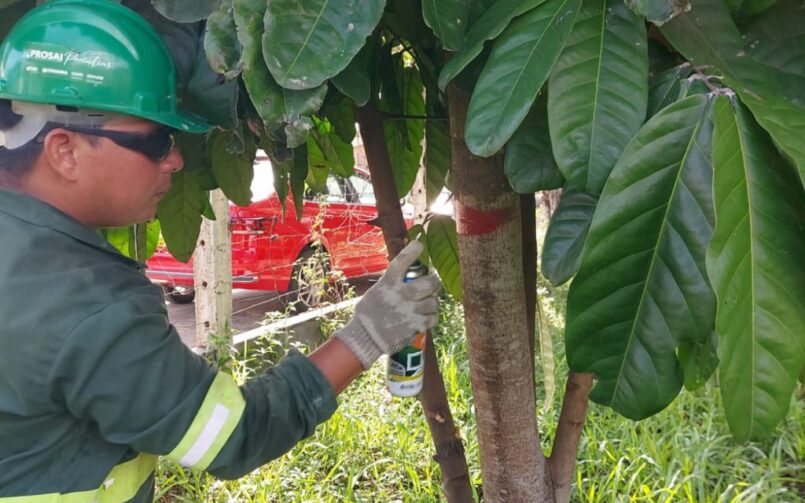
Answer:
[{"left": 335, "top": 240, "right": 442, "bottom": 369}]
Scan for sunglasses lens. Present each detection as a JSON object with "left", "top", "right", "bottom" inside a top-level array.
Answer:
[{"left": 137, "top": 128, "right": 176, "bottom": 161}]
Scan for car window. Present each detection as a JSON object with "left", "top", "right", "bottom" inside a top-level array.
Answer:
[
  {"left": 324, "top": 174, "right": 346, "bottom": 203},
  {"left": 350, "top": 174, "right": 376, "bottom": 205},
  {"left": 250, "top": 159, "right": 275, "bottom": 202}
]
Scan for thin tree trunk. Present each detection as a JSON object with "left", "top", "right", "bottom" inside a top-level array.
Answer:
[
  {"left": 356, "top": 103, "right": 474, "bottom": 503},
  {"left": 549, "top": 372, "right": 593, "bottom": 503},
  {"left": 448, "top": 88, "right": 553, "bottom": 502},
  {"left": 521, "top": 194, "right": 537, "bottom": 389}
]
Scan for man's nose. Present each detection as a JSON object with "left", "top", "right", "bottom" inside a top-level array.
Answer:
[{"left": 160, "top": 147, "right": 183, "bottom": 173}]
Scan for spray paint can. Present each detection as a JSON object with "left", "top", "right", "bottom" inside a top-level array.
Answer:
[{"left": 386, "top": 260, "right": 428, "bottom": 397}]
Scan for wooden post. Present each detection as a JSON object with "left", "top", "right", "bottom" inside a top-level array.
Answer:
[{"left": 193, "top": 189, "right": 233, "bottom": 349}]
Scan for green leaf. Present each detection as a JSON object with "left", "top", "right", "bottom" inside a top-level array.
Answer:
[
  {"left": 184, "top": 31, "right": 240, "bottom": 128},
  {"left": 565, "top": 95, "right": 716, "bottom": 420},
  {"left": 291, "top": 145, "right": 308, "bottom": 219},
  {"left": 736, "top": 0, "right": 778, "bottom": 16},
  {"left": 465, "top": 0, "right": 581, "bottom": 157},
  {"left": 624, "top": 0, "right": 690, "bottom": 25},
  {"left": 211, "top": 129, "right": 257, "bottom": 207},
  {"left": 541, "top": 190, "right": 597, "bottom": 286},
  {"left": 101, "top": 222, "right": 161, "bottom": 262},
  {"left": 152, "top": 0, "right": 222, "bottom": 23},
  {"left": 234, "top": 0, "right": 327, "bottom": 131},
  {"left": 157, "top": 170, "right": 206, "bottom": 262},
  {"left": 204, "top": 0, "right": 242, "bottom": 80},
  {"left": 309, "top": 118, "right": 354, "bottom": 178},
  {"left": 438, "top": 0, "right": 548, "bottom": 91},
  {"left": 380, "top": 56, "right": 426, "bottom": 198},
  {"left": 677, "top": 329, "right": 718, "bottom": 391},
  {"left": 425, "top": 90, "right": 450, "bottom": 206},
  {"left": 132, "top": 3, "right": 200, "bottom": 88},
  {"left": 322, "top": 93, "right": 357, "bottom": 144},
  {"left": 708, "top": 97, "right": 805, "bottom": 441},
  {"left": 0, "top": 1, "right": 33, "bottom": 43},
  {"left": 504, "top": 94, "right": 564, "bottom": 193},
  {"left": 422, "top": 0, "right": 471, "bottom": 51},
  {"left": 263, "top": 0, "right": 385, "bottom": 90},
  {"left": 426, "top": 215, "right": 463, "bottom": 301},
  {"left": 647, "top": 64, "right": 692, "bottom": 119},
  {"left": 741, "top": 0, "right": 805, "bottom": 79},
  {"left": 548, "top": 0, "right": 647, "bottom": 194},
  {"left": 660, "top": 0, "right": 805, "bottom": 188},
  {"left": 330, "top": 43, "right": 372, "bottom": 106}
]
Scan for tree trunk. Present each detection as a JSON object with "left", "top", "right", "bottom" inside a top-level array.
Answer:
[
  {"left": 193, "top": 189, "right": 233, "bottom": 350},
  {"left": 549, "top": 372, "right": 593, "bottom": 503},
  {"left": 521, "top": 194, "right": 537, "bottom": 389},
  {"left": 448, "top": 88, "right": 553, "bottom": 502},
  {"left": 356, "top": 103, "right": 474, "bottom": 503}
]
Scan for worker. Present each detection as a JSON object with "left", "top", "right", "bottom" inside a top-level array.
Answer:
[{"left": 0, "top": 0, "right": 441, "bottom": 501}]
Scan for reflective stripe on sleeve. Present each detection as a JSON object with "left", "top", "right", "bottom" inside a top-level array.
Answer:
[
  {"left": 166, "top": 371, "right": 246, "bottom": 471},
  {"left": 0, "top": 453, "right": 156, "bottom": 502}
]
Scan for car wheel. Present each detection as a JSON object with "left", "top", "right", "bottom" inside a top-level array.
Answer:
[
  {"left": 285, "top": 248, "right": 332, "bottom": 313},
  {"left": 164, "top": 285, "right": 195, "bottom": 304}
]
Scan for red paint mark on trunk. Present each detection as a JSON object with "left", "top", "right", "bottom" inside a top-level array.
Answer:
[{"left": 456, "top": 204, "right": 512, "bottom": 236}]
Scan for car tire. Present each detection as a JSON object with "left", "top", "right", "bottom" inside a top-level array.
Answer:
[
  {"left": 164, "top": 285, "right": 195, "bottom": 304},
  {"left": 285, "top": 248, "right": 332, "bottom": 313}
]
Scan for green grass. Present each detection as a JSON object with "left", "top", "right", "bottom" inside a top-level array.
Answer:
[{"left": 155, "top": 289, "right": 805, "bottom": 502}]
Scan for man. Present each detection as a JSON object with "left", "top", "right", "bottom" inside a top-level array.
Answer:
[{"left": 0, "top": 1, "right": 440, "bottom": 501}]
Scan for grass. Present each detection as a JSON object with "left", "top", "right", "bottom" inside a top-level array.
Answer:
[{"left": 155, "top": 285, "right": 805, "bottom": 502}]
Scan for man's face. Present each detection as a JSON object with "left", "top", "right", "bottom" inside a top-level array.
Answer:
[{"left": 75, "top": 116, "right": 183, "bottom": 228}]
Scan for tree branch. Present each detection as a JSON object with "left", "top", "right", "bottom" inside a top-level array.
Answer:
[{"left": 549, "top": 372, "right": 594, "bottom": 503}]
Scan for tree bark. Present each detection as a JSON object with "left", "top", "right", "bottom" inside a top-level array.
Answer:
[
  {"left": 194, "top": 189, "right": 233, "bottom": 350},
  {"left": 549, "top": 372, "right": 593, "bottom": 503},
  {"left": 356, "top": 103, "right": 474, "bottom": 503},
  {"left": 448, "top": 88, "right": 553, "bottom": 502},
  {"left": 520, "top": 194, "right": 537, "bottom": 389}
]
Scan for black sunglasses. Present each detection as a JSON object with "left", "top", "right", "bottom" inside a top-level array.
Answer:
[{"left": 38, "top": 125, "right": 178, "bottom": 162}]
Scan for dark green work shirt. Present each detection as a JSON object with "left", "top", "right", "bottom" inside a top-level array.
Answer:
[{"left": 0, "top": 189, "right": 337, "bottom": 501}]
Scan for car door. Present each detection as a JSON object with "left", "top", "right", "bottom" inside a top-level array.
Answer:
[{"left": 340, "top": 172, "right": 389, "bottom": 276}]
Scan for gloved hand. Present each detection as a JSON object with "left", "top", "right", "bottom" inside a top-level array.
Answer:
[{"left": 335, "top": 240, "right": 442, "bottom": 369}]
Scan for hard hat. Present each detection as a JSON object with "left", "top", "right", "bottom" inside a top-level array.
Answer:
[{"left": 0, "top": 0, "right": 210, "bottom": 147}]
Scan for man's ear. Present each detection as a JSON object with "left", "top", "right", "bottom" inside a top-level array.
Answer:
[{"left": 41, "top": 128, "right": 81, "bottom": 182}]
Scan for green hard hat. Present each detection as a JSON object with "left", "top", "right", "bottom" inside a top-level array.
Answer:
[{"left": 0, "top": 0, "right": 210, "bottom": 133}]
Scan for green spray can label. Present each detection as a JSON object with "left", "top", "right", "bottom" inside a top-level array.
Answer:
[{"left": 386, "top": 260, "right": 428, "bottom": 397}]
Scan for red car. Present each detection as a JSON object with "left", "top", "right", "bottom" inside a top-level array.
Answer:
[{"left": 146, "top": 156, "right": 401, "bottom": 307}]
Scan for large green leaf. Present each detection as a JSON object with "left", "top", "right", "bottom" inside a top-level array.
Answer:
[
  {"left": 204, "top": 0, "right": 242, "bottom": 80},
  {"left": 309, "top": 117, "right": 354, "bottom": 178},
  {"left": 330, "top": 43, "right": 372, "bottom": 106},
  {"left": 379, "top": 54, "right": 426, "bottom": 198},
  {"left": 541, "top": 190, "right": 597, "bottom": 286},
  {"left": 101, "top": 222, "right": 161, "bottom": 262},
  {"left": 157, "top": 170, "right": 206, "bottom": 263},
  {"left": 422, "top": 0, "right": 471, "bottom": 51},
  {"left": 504, "top": 94, "right": 564, "bottom": 193},
  {"left": 263, "top": 0, "right": 385, "bottom": 90},
  {"left": 438, "top": 0, "right": 547, "bottom": 91},
  {"left": 660, "top": 0, "right": 805, "bottom": 187},
  {"left": 741, "top": 0, "right": 805, "bottom": 79},
  {"left": 184, "top": 30, "right": 239, "bottom": 128},
  {"left": 548, "top": 0, "right": 647, "bottom": 194},
  {"left": 677, "top": 329, "right": 718, "bottom": 391},
  {"left": 152, "top": 0, "right": 221, "bottom": 22},
  {"left": 426, "top": 215, "right": 462, "bottom": 301},
  {"left": 708, "top": 97, "right": 805, "bottom": 442},
  {"left": 210, "top": 129, "right": 257, "bottom": 207},
  {"left": 465, "top": 0, "right": 581, "bottom": 157},
  {"left": 234, "top": 0, "right": 327, "bottom": 132},
  {"left": 624, "top": 0, "right": 689, "bottom": 25},
  {"left": 0, "top": 1, "right": 33, "bottom": 43},
  {"left": 424, "top": 90, "right": 450, "bottom": 206},
  {"left": 565, "top": 95, "right": 716, "bottom": 420},
  {"left": 647, "top": 64, "right": 692, "bottom": 119}
]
